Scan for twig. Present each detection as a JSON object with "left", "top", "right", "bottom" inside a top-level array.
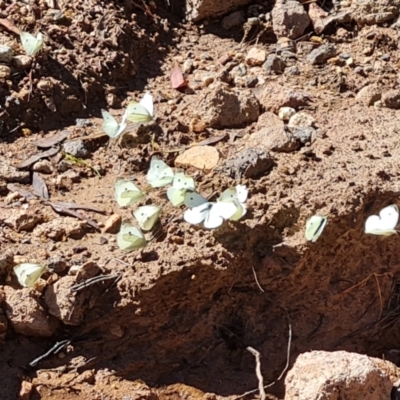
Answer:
[
  {"left": 234, "top": 314, "right": 292, "bottom": 399},
  {"left": 29, "top": 339, "right": 71, "bottom": 367},
  {"left": 71, "top": 274, "right": 121, "bottom": 292},
  {"left": 247, "top": 347, "right": 266, "bottom": 400},
  {"left": 251, "top": 264, "right": 265, "bottom": 293}
]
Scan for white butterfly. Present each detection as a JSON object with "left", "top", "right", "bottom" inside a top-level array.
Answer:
[
  {"left": 365, "top": 204, "right": 399, "bottom": 236},
  {"left": 146, "top": 156, "right": 174, "bottom": 188},
  {"left": 14, "top": 263, "right": 46, "bottom": 287},
  {"left": 114, "top": 178, "right": 145, "bottom": 207},
  {"left": 184, "top": 192, "right": 237, "bottom": 229},
  {"left": 117, "top": 222, "right": 147, "bottom": 251},
  {"left": 125, "top": 92, "right": 154, "bottom": 123},
  {"left": 167, "top": 172, "right": 196, "bottom": 206},
  {"left": 133, "top": 205, "right": 162, "bottom": 231},
  {"left": 101, "top": 109, "right": 128, "bottom": 139},
  {"left": 20, "top": 32, "right": 44, "bottom": 57},
  {"left": 218, "top": 185, "right": 248, "bottom": 221},
  {"left": 305, "top": 215, "right": 327, "bottom": 242}
]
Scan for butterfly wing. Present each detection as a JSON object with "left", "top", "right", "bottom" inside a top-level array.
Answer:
[
  {"left": 115, "top": 178, "right": 144, "bottom": 207},
  {"left": 139, "top": 92, "right": 154, "bottom": 117},
  {"left": 173, "top": 172, "right": 195, "bottom": 191},
  {"left": 133, "top": 205, "right": 161, "bottom": 231},
  {"left": 20, "top": 32, "right": 43, "bottom": 56},
  {"left": 125, "top": 102, "right": 152, "bottom": 123},
  {"left": 184, "top": 191, "right": 208, "bottom": 208},
  {"left": 14, "top": 263, "right": 46, "bottom": 287},
  {"left": 203, "top": 203, "right": 227, "bottom": 229},
  {"left": 146, "top": 156, "right": 174, "bottom": 188},
  {"left": 101, "top": 109, "right": 123, "bottom": 138},
  {"left": 167, "top": 187, "right": 186, "bottom": 206},
  {"left": 236, "top": 185, "right": 248, "bottom": 203},
  {"left": 117, "top": 222, "right": 147, "bottom": 250},
  {"left": 184, "top": 202, "right": 212, "bottom": 225},
  {"left": 305, "top": 216, "right": 327, "bottom": 242},
  {"left": 379, "top": 204, "right": 399, "bottom": 231}
]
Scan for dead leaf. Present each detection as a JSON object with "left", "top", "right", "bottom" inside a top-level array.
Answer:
[
  {"left": 32, "top": 173, "right": 49, "bottom": 199},
  {"left": 50, "top": 201, "right": 106, "bottom": 214},
  {"left": 170, "top": 63, "right": 187, "bottom": 90},
  {"left": 49, "top": 202, "right": 100, "bottom": 230},
  {"left": 34, "top": 131, "right": 69, "bottom": 148},
  {"left": 0, "top": 19, "right": 21, "bottom": 35},
  {"left": 16, "top": 146, "right": 60, "bottom": 169},
  {"left": 195, "top": 134, "right": 227, "bottom": 147},
  {"left": 6, "top": 184, "right": 37, "bottom": 200}
]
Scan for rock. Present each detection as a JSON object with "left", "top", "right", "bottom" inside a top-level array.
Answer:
[
  {"left": 230, "top": 63, "right": 247, "bottom": 78},
  {"left": 3, "top": 208, "right": 43, "bottom": 231},
  {"left": 201, "top": 74, "right": 214, "bottom": 87},
  {"left": 186, "top": 0, "right": 252, "bottom": 21},
  {"left": 32, "top": 159, "right": 54, "bottom": 174},
  {"left": 0, "top": 250, "right": 14, "bottom": 276},
  {"left": 248, "top": 112, "right": 299, "bottom": 152},
  {"left": 33, "top": 217, "right": 87, "bottom": 241},
  {"left": 44, "top": 276, "right": 92, "bottom": 325},
  {"left": 292, "top": 126, "right": 315, "bottom": 144},
  {"left": 256, "top": 82, "right": 311, "bottom": 113},
  {"left": 285, "top": 65, "right": 300, "bottom": 75},
  {"left": 103, "top": 214, "right": 122, "bottom": 234},
  {"left": 175, "top": 146, "right": 220, "bottom": 171},
  {"left": 352, "top": 0, "right": 400, "bottom": 26},
  {"left": 0, "top": 45, "right": 13, "bottom": 63},
  {"left": 307, "top": 44, "right": 337, "bottom": 65},
  {"left": 2, "top": 286, "right": 59, "bottom": 337},
  {"left": 272, "top": 0, "right": 311, "bottom": 39},
  {"left": 63, "top": 140, "right": 88, "bottom": 158},
  {"left": 285, "top": 350, "right": 392, "bottom": 400},
  {"left": 263, "top": 54, "right": 286, "bottom": 74},
  {"left": 12, "top": 55, "right": 32, "bottom": 70},
  {"left": 288, "top": 112, "right": 316, "bottom": 128},
  {"left": 308, "top": 2, "right": 328, "bottom": 33},
  {"left": 355, "top": 84, "right": 381, "bottom": 106},
  {"left": 216, "top": 147, "right": 275, "bottom": 179},
  {"left": 196, "top": 85, "right": 260, "bottom": 128},
  {"left": 0, "top": 65, "right": 11, "bottom": 79},
  {"left": 222, "top": 10, "right": 246, "bottom": 29},
  {"left": 0, "top": 156, "right": 30, "bottom": 184},
  {"left": 246, "top": 76, "right": 258, "bottom": 88},
  {"left": 278, "top": 107, "right": 296, "bottom": 121},
  {"left": 19, "top": 381, "right": 33, "bottom": 400},
  {"left": 47, "top": 255, "right": 68, "bottom": 273},
  {"left": 382, "top": 89, "right": 400, "bottom": 109},
  {"left": 245, "top": 47, "right": 266, "bottom": 66},
  {"left": 75, "top": 118, "right": 92, "bottom": 127},
  {"left": 314, "top": 9, "right": 353, "bottom": 34},
  {"left": 182, "top": 59, "right": 194, "bottom": 74}
]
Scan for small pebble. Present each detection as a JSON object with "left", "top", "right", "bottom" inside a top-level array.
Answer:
[
  {"left": 381, "top": 54, "right": 390, "bottom": 61},
  {"left": 278, "top": 107, "right": 296, "bottom": 121},
  {"left": 0, "top": 45, "right": 13, "bottom": 63},
  {"left": 62, "top": 140, "right": 88, "bottom": 158}
]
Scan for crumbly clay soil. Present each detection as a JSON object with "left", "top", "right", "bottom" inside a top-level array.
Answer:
[{"left": 2, "top": 1, "right": 400, "bottom": 399}]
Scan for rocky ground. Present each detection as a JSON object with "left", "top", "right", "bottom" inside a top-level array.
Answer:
[{"left": 3, "top": 0, "right": 400, "bottom": 399}]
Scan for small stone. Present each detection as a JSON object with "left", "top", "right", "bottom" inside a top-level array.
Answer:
[
  {"left": 201, "top": 74, "right": 214, "bottom": 87},
  {"left": 285, "top": 65, "right": 300, "bottom": 75},
  {"left": 272, "top": 0, "right": 311, "bottom": 39},
  {"left": 222, "top": 10, "right": 246, "bottom": 29},
  {"left": 246, "top": 76, "right": 258, "bottom": 88},
  {"left": 0, "top": 45, "right": 13, "bottom": 63},
  {"left": 263, "top": 54, "right": 286, "bottom": 74},
  {"left": 182, "top": 59, "right": 194, "bottom": 73},
  {"left": 47, "top": 255, "right": 68, "bottom": 273},
  {"left": 245, "top": 47, "right": 266, "bottom": 66},
  {"left": 382, "top": 89, "right": 400, "bottom": 109},
  {"left": 62, "top": 140, "right": 88, "bottom": 158},
  {"left": 346, "top": 57, "right": 354, "bottom": 66},
  {"left": 13, "top": 55, "right": 32, "bottom": 70},
  {"left": 218, "top": 53, "right": 233, "bottom": 65},
  {"left": 292, "top": 126, "right": 315, "bottom": 144},
  {"left": 355, "top": 84, "right": 381, "bottom": 106},
  {"left": 175, "top": 146, "right": 219, "bottom": 171},
  {"left": 230, "top": 63, "right": 247, "bottom": 78},
  {"left": 354, "top": 66, "right": 365, "bottom": 75},
  {"left": 381, "top": 54, "right": 390, "bottom": 61},
  {"left": 33, "top": 217, "right": 86, "bottom": 241},
  {"left": 75, "top": 118, "right": 92, "bottom": 127},
  {"left": 19, "top": 381, "right": 33, "bottom": 400},
  {"left": 0, "top": 65, "right": 11, "bottom": 79},
  {"left": 288, "top": 112, "right": 315, "bottom": 128},
  {"left": 33, "top": 159, "right": 54, "bottom": 174},
  {"left": 189, "top": 117, "right": 207, "bottom": 133},
  {"left": 4, "top": 208, "right": 43, "bottom": 231},
  {"left": 103, "top": 214, "right": 122, "bottom": 234},
  {"left": 278, "top": 107, "right": 296, "bottom": 121},
  {"left": 307, "top": 44, "right": 337, "bottom": 65}
]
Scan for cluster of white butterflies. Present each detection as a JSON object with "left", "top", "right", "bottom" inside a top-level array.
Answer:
[
  {"left": 101, "top": 93, "right": 154, "bottom": 139},
  {"left": 305, "top": 204, "right": 400, "bottom": 242},
  {"left": 115, "top": 156, "right": 248, "bottom": 251},
  {"left": 20, "top": 31, "right": 44, "bottom": 57}
]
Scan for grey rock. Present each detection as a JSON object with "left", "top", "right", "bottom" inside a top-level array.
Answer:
[
  {"left": 0, "top": 157, "right": 30, "bottom": 183},
  {"left": 32, "top": 160, "right": 54, "bottom": 174},
  {"left": 285, "top": 65, "right": 300, "bottom": 75},
  {"left": 382, "top": 89, "right": 400, "bottom": 109},
  {"left": 263, "top": 54, "right": 286, "bottom": 74},
  {"left": 272, "top": 0, "right": 311, "bottom": 39},
  {"left": 307, "top": 44, "right": 337, "bottom": 65},
  {"left": 222, "top": 10, "right": 246, "bottom": 29},
  {"left": 216, "top": 147, "right": 275, "bottom": 179},
  {"left": 0, "top": 45, "right": 13, "bottom": 63},
  {"left": 62, "top": 140, "right": 88, "bottom": 158},
  {"left": 280, "top": 50, "right": 297, "bottom": 61},
  {"left": 186, "top": 0, "right": 252, "bottom": 22},
  {"left": 291, "top": 127, "right": 315, "bottom": 144},
  {"left": 352, "top": 0, "right": 400, "bottom": 26},
  {"left": 75, "top": 118, "right": 92, "bottom": 127}
]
